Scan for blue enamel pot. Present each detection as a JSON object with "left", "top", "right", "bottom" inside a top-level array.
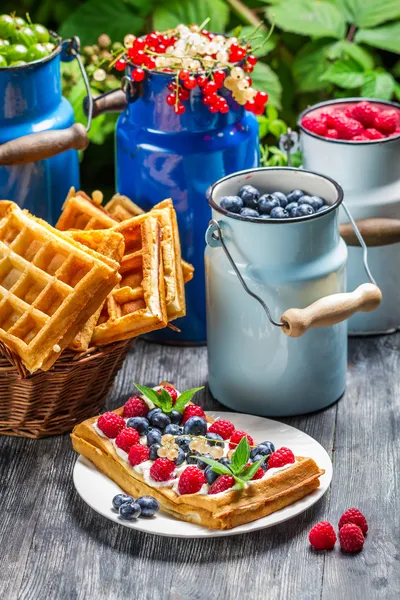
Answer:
[
  {"left": 205, "top": 167, "right": 382, "bottom": 416},
  {"left": 0, "top": 38, "right": 88, "bottom": 224},
  {"left": 114, "top": 67, "right": 259, "bottom": 343}
]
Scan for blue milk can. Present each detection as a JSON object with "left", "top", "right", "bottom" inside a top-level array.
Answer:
[
  {"left": 0, "top": 39, "right": 89, "bottom": 224},
  {"left": 205, "top": 167, "right": 382, "bottom": 416},
  {"left": 114, "top": 67, "right": 259, "bottom": 343}
]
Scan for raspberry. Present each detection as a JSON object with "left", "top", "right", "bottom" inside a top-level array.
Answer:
[
  {"left": 208, "top": 419, "right": 235, "bottom": 440},
  {"left": 326, "top": 129, "right": 339, "bottom": 139},
  {"left": 352, "top": 135, "right": 369, "bottom": 141},
  {"left": 115, "top": 427, "right": 140, "bottom": 453},
  {"left": 251, "top": 466, "right": 265, "bottom": 480},
  {"left": 301, "top": 116, "right": 328, "bottom": 136},
  {"left": 97, "top": 412, "right": 125, "bottom": 438},
  {"left": 128, "top": 444, "right": 150, "bottom": 466},
  {"left": 150, "top": 458, "right": 175, "bottom": 481},
  {"left": 365, "top": 128, "right": 384, "bottom": 140},
  {"left": 309, "top": 522, "right": 337, "bottom": 550},
  {"left": 331, "top": 115, "right": 364, "bottom": 140},
  {"left": 346, "top": 101, "right": 379, "bottom": 128},
  {"left": 374, "top": 110, "right": 397, "bottom": 135},
  {"left": 123, "top": 395, "right": 149, "bottom": 418},
  {"left": 182, "top": 404, "right": 206, "bottom": 424},
  {"left": 339, "top": 523, "right": 365, "bottom": 553},
  {"left": 229, "top": 430, "right": 254, "bottom": 449},
  {"left": 268, "top": 447, "right": 295, "bottom": 468},
  {"left": 178, "top": 466, "right": 206, "bottom": 494},
  {"left": 159, "top": 385, "right": 178, "bottom": 403},
  {"left": 339, "top": 508, "right": 368, "bottom": 535},
  {"left": 208, "top": 474, "right": 235, "bottom": 495}
]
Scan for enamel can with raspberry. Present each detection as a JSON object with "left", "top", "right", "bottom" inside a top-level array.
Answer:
[
  {"left": 299, "top": 98, "right": 400, "bottom": 335},
  {"left": 205, "top": 167, "right": 381, "bottom": 416}
]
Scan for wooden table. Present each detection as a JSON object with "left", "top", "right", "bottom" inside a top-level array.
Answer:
[{"left": 1, "top": 336, "right": 399, "bottom": 600}]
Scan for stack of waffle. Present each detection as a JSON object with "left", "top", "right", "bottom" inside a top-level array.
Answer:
[{"left": 0, "top": 192, "right": 193, "bottom": 374}]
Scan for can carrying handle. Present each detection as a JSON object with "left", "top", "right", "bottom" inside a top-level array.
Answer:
[
  {"left": 0, "top": 37, "right": 91, "bottom": 167},
  {"left": 83, "top": 75, "right": 143, "bottom": 118},
  {"left": 206, "top": 205, "right": 382, "bottom": 338}
]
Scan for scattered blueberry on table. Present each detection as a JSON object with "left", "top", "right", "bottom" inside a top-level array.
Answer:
[
  {"left": 113, "top": 493, "right": 160, "bottom": 520},
  {"left": 220, "top": 186, "right": 329, "bottom": 220}
]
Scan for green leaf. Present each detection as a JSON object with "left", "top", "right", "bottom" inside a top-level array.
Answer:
[
  {"left": 393, "top": 61, "right": 400, "bottom": 78},
  {"left": 327, "top": 40, "right": 374, "bottom": 71},
  {"left": 269, "top": 119, "right": 288, "bottom": 137},
  {"left": 230, "top": 436, "right": 250, "bottom": 475},
  {"left": 394, "top": 82, "right": 400, "bottom": 103},
  {"left": 355, "top": 23, "right": 400, "bottom": 54},
  {"left": 153, "top": 0, "right": 229, "bottom": 33},
  {"left": 266, "top": 0, "right": 346, "bottom": 39},
  {"left": 232, "top": 25, "right": 276, "bottom": 57},
  {"left": 195, "top": 456, "right": 232, "bottom": 476},
  {"left": 133, "top": 383, "right": 163, "bottom": 408},
  {"left": 159, "top": 389, "right": 173, "bottom": 413},
  {"left": 239, "top": 457, "right": 266, "bottom": 481},
  {"left": 361, "top": 71, "right": 395, "bottom": 100},
  {"left": 173, "top": 387, "right": 204, "bottom": 413},
  {"left": 266, "top": 105, "right": 279, "bottom": 120},
  {"left": 251, "top": 62, "right": 282, "bottom": 108},
  {"left": 342, "top": 0, "right": 400, "bottom": 28},
  {"left": 293, "top": 39, "right": 334, "bottom": 93},
  {"left": 257, "top": 115, "right": 270, "bottom": 138},
  {"left": 320, "top": 58, "right": 365, "bottom": 88},
  {"left": 59, "top": 0, "right": 145, "bottom": 46}
]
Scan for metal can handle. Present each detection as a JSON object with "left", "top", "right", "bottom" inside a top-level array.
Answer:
[
  {"left": 0, "top": 37, "right": 91, "bottom": 167},
  {"left": 206, "top": 203, "right": 382, "bottom": 337},
  {"left": 83, "top": 75, "right": 143, "bottom": 118}
]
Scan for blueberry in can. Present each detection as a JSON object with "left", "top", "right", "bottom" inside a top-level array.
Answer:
[
  {"left": 270, "top": 206, "right": 288, "bottom": 219},
  {"left": 220, "top": 195, "right": 243, "bottom": 214},
  {"left": 238, "top": 184, "right": 260, "bottom": 209},
  {"left": 240, "top": 207, "right": 259, "bottom": 218},
  {"left": 287, "top": 189, "right": 305, "bottom": 203}
]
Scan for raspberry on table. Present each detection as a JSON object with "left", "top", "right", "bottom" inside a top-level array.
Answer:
[
  {"left": 229, "top": 430, "right": 254, "bottom": 449},
  {"left": 208, "top": 474, "right": 235, "bottom": 495},
  {"left": 208, "top": 419, "right": 235, "bottom": 440},
  {"left": 374, "top": 110, "right": 397, "bottom": 134},
  {"left": 178, "top": 466, "right": 206, "bottom": 494},
  {"left": 268, "top": 447, "right": 295, "bottom": 468},
  {"left": 97, "top": 412, "right": 125, "bottom": 438},
  {"left": 309, "top": 522, "right": 337, "bottom": 550},
  {"left": 301, "top": 116, "right": 328, "bottom": 136},
  {"left": 123, "top": 395, "right": 149, "bottom": 418},
  {"left": 150, "top": 458, "right": 175, "bottom": 481},
  {"left": 339, "top": 523, "right": 365, "bottom": 553},
  {"left": 339, "top": 508, "right": 368, "bottom": 535},
  {"left": 182, "top": 404, "right": 206, "bottom": 424},
  {"left": 115, "top": 427, "right": 140, "bottom": 453},
  {"left": 128, "top": 444, "right": 150, "bottom": 466}
]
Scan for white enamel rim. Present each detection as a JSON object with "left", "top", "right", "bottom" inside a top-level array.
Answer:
[{"left": 73, "top": 411, "right": 333, "bottom": 538}]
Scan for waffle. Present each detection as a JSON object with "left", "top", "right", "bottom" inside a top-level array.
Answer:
[
  {"left": 0, "top": 201, "right": 121, "bottom": 373},
  {"left": 91, "top": 216, "right": 168, "bottom": 346},
  {"left": 71, "top": 389, "right": 324, "bottom": 530},
  {"left": 65, "top": 230, "right": 125, "bottom": 352}
]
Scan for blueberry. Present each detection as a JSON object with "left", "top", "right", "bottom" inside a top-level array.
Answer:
[
  {"left": 205, "top": 432, "right": 224, "bottom": 448},
  {"left": 309, "top": 195, "right": 325, "bottom": 210},
  {"left": 270, "top": 206, "right": 289, "bottom": 219},
  {"left": 317, "top": 204, "right": 329, "bottom": 213},
  {"left": 136, "top": 495, "right": 159, "bottom": 518},
  {"left": 296, "top": 204, "right": 315, "bottom": 216},
  {"left": 250, "top": 442, "right": 275, "bottom": 459},
  {"left": 219, "top": 457, "right": 231, "bottom": 468},
  {"left": 112, "top": 493, "right": 133, "bottom": 510},
  {"left": 220, "top": 195, "right": 243, "bottom": 214},
  {"left": 287, "top": 189, "right": 305, "bottom": 203},
  {"left": 169, "top": 410, "right": 182, "bottom": 425},
  {"left": 147, "top": 428, "right": 162, "bottom": 446},
  {"left": 258, "top": 194, "right": 280, "bottom": 215},
  {"left": 205, "top": 466, "right": 219, "bottom": 485},
  {"left": 285, "top": 202, "right": 298, "bottom": 213},
  {"left": 240, "top": 207, "right": 259, "bottom": 218},
  {"left": 150, "top": 412, "right": 171, "bottom": 430},
  {"left": 197, "top": 454, "right": 213, "bottom": 470},
  {"left": 119, "top": 501, "right": 141, "bottom": 520},
  {"left": 126, "top": 417, "right": 150, "bottom": 435},
  {"left": 175, "top": 447, "right": 186, "bottom": 466},
  {"left": 164, "top": 424, "right": 183, "bottom": 436},
  {"left": 258, "top": 441, "right": 275, "bottom": 454},
  {"left": 238, "top": 184, "right": 260, "bottom": 209},
  {"left": 175, "top": 435, "right": 191, "bottom": 452},
  {"left": 147, "top": 408, "right": 161, "bottom": 422},
  {"left": 183, "top": 416, "right": 208, "bottom": 436},
  {"left": 149, "top": 443, "right": 161, "bottom": 460},
  {"left": 272, "top": 191, "right": 288, "bottom": 208},
  {"left": 251, "top": 454, "right": 268, "bottom": 471},
  {"left": 187, "top": 451, "right": 200, "bottom": 464}
]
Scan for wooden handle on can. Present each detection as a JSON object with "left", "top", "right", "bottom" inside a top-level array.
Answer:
[
  {"left": 0, "top": 123, "right": 89, "bottom": 166},
  {"left": 281, "top": 283, "right": 382, "bottom": 337},
  {"left": 84, "top": 90, "right": 127, "bottom": 117},
  {"left": 340, "top": 218, "right": 400, "bottom": 247}
]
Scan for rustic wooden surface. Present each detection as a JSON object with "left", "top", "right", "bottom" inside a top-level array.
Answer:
[{"left": 0, "top": 335, "right": 399, "bottom": 600}]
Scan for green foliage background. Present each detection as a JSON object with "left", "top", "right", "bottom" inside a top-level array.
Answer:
[{"left": 5, "top": 0, "right": 400, "bottom": 193}]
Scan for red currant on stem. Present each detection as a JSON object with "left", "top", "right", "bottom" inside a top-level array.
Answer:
[
  {"left": 196, "top": 75, "right": 208, "bottom": 87},
  {"left": 132, "top": 50, "right": 145, "bottom": 65},
  {"left": 244, "top": 100, "right": 256, "bottom": 112},
  {"left": 245, "top": 76, "right": 252, "bottom": 86},
  {"left": 255, "top": 91, "right": 268, "bottom": 105},
  {"left": 167, "top": 81, "right": 177, "bottom": 91},
  {"left": 219, "top": 104, "right": 229, "bottom": 114},
  {"left": 157, "top": 44, "right": 166, "bottom": 53},
  {"left": 184, "top": 76, "right": 197, "bottom": 90},
  {"left": 203, "top": 81, "right": 217, "bottom": 95},
  {"left": 243, "top": 63, "right": 254, "bottom": 73},
  {"left": 166, "top": 93, "right": 176, "bottom": 106},
  {"left": 146, "top": 57, "right": 156, "bottom": 70},
  {"left": 209, "top": 104, "right": 219, "bottom": 114},
  {"left": 247, "top": 55, "right": 257, "bottom": 66},
  {"left": 178, "top": 88, "right": 190, "bottom": 101},
  {"left": 214, "top": 70, "right": 226, "bottom": 86},
  {"left": 253, "top": 103, "right": 265, "bottom": 115},
  {"left": 179, "top": 70, "right": 190, "bottom": 81},
  {"left": 174, "top": 103, "right": 186, "bottom": 115},
  {"left": 133, "top": 38, "right": 145, "bottom": 51},
  {"left": 146, "top": 32, "right": 158, "bottom": 45},
  {"left": 115, "top": 59, "right": 126, "bottom": 72},
  {"left": 132, "top": 68, "right": 145, "bottom": 82},
  {"left": 202, "top": 93, "right": 218, "bottom": 106}
]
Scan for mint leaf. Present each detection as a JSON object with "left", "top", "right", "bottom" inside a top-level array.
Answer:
[
  {"left": 133, "top": 383, "right": 163, "bottom": 407},
  {"left": 230, "top": 436, "right": 250, "bottom": 475},
  {"left": 239, "top": 458, "right": 266, "bottom": 482},
  {"left": 159, "top": 388, "right": 173, "bottom": 413},
  {"left": 173, "top": 387, "right": 204, "bottom": 413},
  {"left": 190, "top": 456, "right": 232, "bottom": 476}
]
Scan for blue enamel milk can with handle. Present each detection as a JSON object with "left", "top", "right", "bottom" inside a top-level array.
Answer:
[
  {"left": 205, "top": 167, "right": 382, "bottom": 416},
  {"left": 0, "top": 37, "right": 90, "bottom": 224},
  {"left": 89, "top": 66, "right": 259, "bottom": 343}
]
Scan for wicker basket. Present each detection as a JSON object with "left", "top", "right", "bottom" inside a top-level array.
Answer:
[{"left": 0, "top": 341, "right": 132, "bottom": 439}]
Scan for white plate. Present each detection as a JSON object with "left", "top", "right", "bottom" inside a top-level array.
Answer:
[{"left": 73, "top": 411, "right": 332, "bottom": 538}]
